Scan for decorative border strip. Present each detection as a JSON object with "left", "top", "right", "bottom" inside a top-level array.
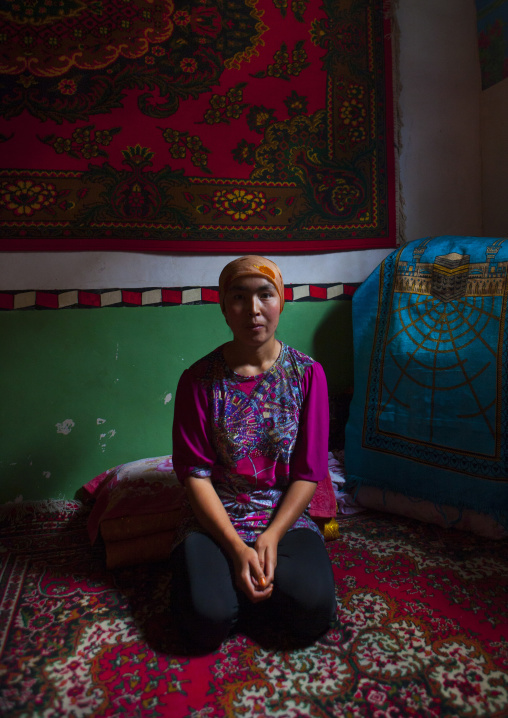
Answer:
[{"left": 0, "top": 284, "right": 359, "bottom": 310}]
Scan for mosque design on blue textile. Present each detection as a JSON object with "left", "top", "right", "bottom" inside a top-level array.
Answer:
[
  {"left": 362, "top": 237, "right": 508, "bottom": 477},
  {"left": 394, "top": 238, "right": 507, "bottom": 301}
]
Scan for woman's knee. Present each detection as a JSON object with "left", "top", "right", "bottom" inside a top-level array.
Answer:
[
  {"left": 170, "top": 533, "right": 239, "bottom": 649},
  {"left": 273, "top": 530, "right": 337, "bottom": 637},
  {"left": 273, "top": 581, "right": 336, "bottom": 642},
  {"left": 182, "top": 601, "right": 237, "bottom": 651}
]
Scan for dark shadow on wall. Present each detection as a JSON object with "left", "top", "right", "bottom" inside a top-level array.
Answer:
[{"left": 311, "top": 300, "right": 354, "bottom": 451}]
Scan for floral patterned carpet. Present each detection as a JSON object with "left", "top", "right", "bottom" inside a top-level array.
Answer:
[{"left": 1, "top": 502, "right": 508, "bottom": 717}]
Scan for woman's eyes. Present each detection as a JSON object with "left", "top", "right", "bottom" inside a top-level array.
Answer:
[{"left": 232, "top": 292, "right": 273, "bottom": 300}]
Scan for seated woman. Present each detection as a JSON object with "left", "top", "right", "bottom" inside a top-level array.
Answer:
[{"left": 170, "top": 255, "right": 337, "bottom": 651}]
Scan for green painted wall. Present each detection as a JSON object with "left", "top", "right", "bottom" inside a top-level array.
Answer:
[{"left": 0, "top": 301, "right": 352, "bottom": 503}]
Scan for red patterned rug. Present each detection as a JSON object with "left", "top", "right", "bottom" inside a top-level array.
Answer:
[
  {"left": 0, "top": 0, "right": 398, "bottom": 253},
  {"left": 1, "top": 503, "right": 507, "bottom": 716}
]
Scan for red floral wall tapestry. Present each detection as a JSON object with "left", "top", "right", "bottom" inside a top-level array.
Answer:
[{"left": 0, "top": 0, "right": 398, "bottom": 253}]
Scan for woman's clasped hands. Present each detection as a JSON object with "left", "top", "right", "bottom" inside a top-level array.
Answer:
[{"left": 233, "top": 530, "right": 279, "bottom": 602}]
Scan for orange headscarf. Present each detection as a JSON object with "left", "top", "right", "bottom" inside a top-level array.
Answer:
[{"left": 218, "top": 255, "right": 285, "bottom": 313}]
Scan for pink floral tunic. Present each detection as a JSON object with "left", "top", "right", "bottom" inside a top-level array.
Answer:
[{"left": 172, "top": 342, "right": 329, "bottom": 544}]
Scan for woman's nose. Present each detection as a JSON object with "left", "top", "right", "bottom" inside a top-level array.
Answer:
[{"left": 248, "top": 296, "right": 260, "bottom": 314}]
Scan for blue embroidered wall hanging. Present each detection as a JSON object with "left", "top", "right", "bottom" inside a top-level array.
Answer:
[{"left": 345, "top": 235, "right": 508, "bottom": 526}]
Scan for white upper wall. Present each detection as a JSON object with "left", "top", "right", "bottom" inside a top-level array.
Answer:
[
  {"left": 0, "top": 249, "right": 395, "bottom": 290},
  {"left": 0, "top": 0, "right": 482, "bottom": 289}
]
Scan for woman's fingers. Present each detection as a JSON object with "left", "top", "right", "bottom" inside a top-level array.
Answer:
[
  {"left": 250, "top": 562, "right": 273, "bottom": 602},
  {"left": 248, "top": 578, "right": 273, "bottom": 602},
  {"left": 232, "top": 542, "right": 275, "bottom": 602},
  {"left": 263, "top": 547, "right": 277, "bottom": 584},
  {"left": 233, "top": 545, "right": 267, "bottom": 599},
  {"left": 237, "top": 570, "right": 271, "bottom": 602},
  {"left": 255, "top": 546, "right": 268, "bottom": 587},
  {"left": 254, "top": 533, "right": 277, "bottom": 585}
]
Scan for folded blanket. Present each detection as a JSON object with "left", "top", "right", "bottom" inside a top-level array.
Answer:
[
  {"left": 104, "top": 530, "right": 176, "bottom": 569},
  {"left": 83, "top": 456, "right": 186, "bottom": 545},
  {"left": 100, "top": 509, "right": 185, "bottom": 542}
]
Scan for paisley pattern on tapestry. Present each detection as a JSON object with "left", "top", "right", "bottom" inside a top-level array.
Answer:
[{"left": 0, "top": 0, "right": 397, "bottom": 251}]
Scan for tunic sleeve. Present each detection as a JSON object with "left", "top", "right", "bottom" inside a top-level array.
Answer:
[
  {"left": 172, "top": 368, "right": 217, "bottom": 484},
  {"left": 290, "top": 361, "right": 329, "bottom": 483}
]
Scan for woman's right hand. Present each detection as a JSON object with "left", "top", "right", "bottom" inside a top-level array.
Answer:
[{"left": 232, "top": 543, "right": 273, "bottom": 603}]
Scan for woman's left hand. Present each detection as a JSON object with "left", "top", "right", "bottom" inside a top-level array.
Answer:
[{"left": 254, "top": 529, "right": 279, "bottom": 588}]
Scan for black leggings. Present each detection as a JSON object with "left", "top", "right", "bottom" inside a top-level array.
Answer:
[{"left": 170, "top": 528, "right": 337, "bottom": 652}]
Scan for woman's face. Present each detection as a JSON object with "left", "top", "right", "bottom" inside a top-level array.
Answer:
[{"left": 223, "top": 275, "right": 281, "bottom": 348}]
